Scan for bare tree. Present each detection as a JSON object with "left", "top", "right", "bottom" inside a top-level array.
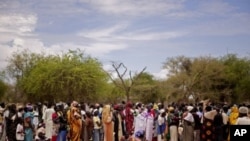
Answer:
[{"left": 107, "top": 62, "right": 146, "bottom": 102}]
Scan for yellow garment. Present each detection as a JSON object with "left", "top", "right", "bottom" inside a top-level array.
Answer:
[
  {"left": 228, "top": 106, "right": 239, "bottom": 141},
  {"left": 102, "top": 105, "right": 114, "bottom": 141},
  {"left": 229, "top": 106, "right": 239, "bottom": 125},
  {"left": 67, "top": 106, "right": 82, "bottom": 141},
  {"left": 153, "top": 103, "right": 158, "bottom": 110}
]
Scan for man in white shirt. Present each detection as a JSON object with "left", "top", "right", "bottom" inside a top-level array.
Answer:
[{"left": 236, "top": 106, "right": 250, "bottom": 125}]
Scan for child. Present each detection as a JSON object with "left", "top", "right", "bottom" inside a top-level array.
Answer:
[{"left": 16, "top": 118, "right": 25, "bottom": 141}]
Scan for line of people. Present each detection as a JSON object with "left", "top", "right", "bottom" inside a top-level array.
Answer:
[{"left": 0, "top": 100, "right": 250, "bottom": 141}]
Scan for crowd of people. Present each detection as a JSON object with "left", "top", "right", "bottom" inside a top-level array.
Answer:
[{"left": 0, "top": 100, "right": 249, "bottom": 141}]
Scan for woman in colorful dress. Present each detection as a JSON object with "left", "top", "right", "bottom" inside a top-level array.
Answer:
[
  {"left": 200, "top": 106, "right": 217, "bottom": 141},
  {"left": 102, "top": 104, "right": 113, "bottom": 141},
  {"left": 67, "top": 101, "right": 82, "bottom": 141},
  {"left": 24, "top": 112, "right": 34, "bottom": 141}
]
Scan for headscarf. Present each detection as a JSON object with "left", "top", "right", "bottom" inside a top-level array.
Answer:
[
  {"left": 229, "top": 105, "right": 239, "bottom": 125},
  {"left": 24, "top": 112, "right": 32, "bottom": 119},
  {"left": 102, "top": 104, "right": 112, "bottom": 123}
]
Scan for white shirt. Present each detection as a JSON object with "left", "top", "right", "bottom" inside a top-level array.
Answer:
[
  {"left": 184, "top": 112, "right": 194, "bottom": 122},
  {"left": 222, "top": 113, "right": 229, "bottom": 125},
  {"left": 93, "top": 116, "right": 101, "bottom": 129},
  {"left": 236, "top": 117, "right": 250, "bottom": 125},
  {"left": 16, "top": 123, "right": 24, "bottom": 140},
  {"left": 158, "top": 115, "right": 165, "bottom": 126}
]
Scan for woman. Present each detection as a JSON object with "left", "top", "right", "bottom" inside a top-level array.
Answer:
[
  {"left": 84, "top": 111, "right": 93, "bottom": 141},
  {"left": 24, "top": 112, "right": 34, "bottom": 141},
  {"left": 228, "top": 105, "right": 239, "bottom": 140},
  {"left": 6, "top": 104, "right": 18, "bottom": 141},
  {"left": 57, "top": 104, "right": 67, "bottom": 141},
  {"left": 182, "top": 106, "right": 194, "bottom": 141},
  {"left": 200, "top": 106, "right": 217, "bottom": 141},
  {"left": 51, "top": 105, "right": 60, "bottom": 141},
  {"left": 125, "top": 102, "right": 134, "bottom": 137},
  {"left": 167, "top": 108, "right": 179, "bottom": 141},
  {"left": 67, "top": 101, "right": 82, "bottom": 141},
  {"left": 102, "top": 104, "right": 114, "bottom": 141}
]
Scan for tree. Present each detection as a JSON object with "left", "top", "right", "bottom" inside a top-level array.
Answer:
[
  {"left": 0, "top": 79, "right": 7, "bottom": 100},
  {"left": 107, "top": 62, "right": 146, "bottom": 102},
  {"left": 163, "top": 56, "right": 226, "bottom": 103},
  {"left": 221, "top": 54, "right": 250, "bottom": 103},
  {"left": 19, "top": 49, "right": 108, "bottom": 102},
  {"left": 5, "top": 49, "right": 44, "bottom": 100},
  {"left": 131, "top": 72, "right": 162, "bottom": 103}
]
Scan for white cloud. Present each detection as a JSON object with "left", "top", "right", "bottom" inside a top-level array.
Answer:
[
  {"left": 49, "top": 42, "right": 127, "bottom": 56},
  {"left": 152, "top": 69, "right": 168, "bottom": 80},
  {"left": 117, "top": 31, "right": 186, "bottom": 41},
  {"left": 78, "top": 24, "right": 128, "bottom": 41},
  {"left": 0, "top": 13, "right": 37, "bottom": 35},
  {"left": 78, "top": 23, "right": 186, "bottom": 42},
  {"left": 81, "top": 0, "right": 184, "bottom": 16}
]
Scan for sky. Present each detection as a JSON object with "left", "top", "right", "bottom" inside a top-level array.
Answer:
[{"left": 0, "top": 0, "right": 250, "bottom": 79}]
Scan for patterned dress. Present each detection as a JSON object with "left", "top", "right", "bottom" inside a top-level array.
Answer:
[
  {"left": 201, "top": 117, "right": 215, "bottom": 141},
  {"left": 125, "top": 103, "right": 134, "bottom": 136}
]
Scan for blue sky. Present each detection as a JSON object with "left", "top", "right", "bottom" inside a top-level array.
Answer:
[{"left": 0, "top": 0, "right": 250, "bottom": 79}]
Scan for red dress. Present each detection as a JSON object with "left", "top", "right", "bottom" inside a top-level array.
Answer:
[{"left": 51, "top": 112, "right": 59, "bottom": 141}]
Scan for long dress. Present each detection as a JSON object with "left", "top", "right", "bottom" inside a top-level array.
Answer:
[
  {"left": 134, "top": 113, "right": 147, "bottom": 137},
  {"left": 24, "top": 112, "right": 34, "bottom": 141},
  {"left": 43, "top": 108, "right": 55, "bottom": 139},
  {"left": 6, "top": 111, "right": 18, "bottom": 141},
  {"left": 125, "top": 103, "right": 134, "bottom": 136},
  {"left": 201, "top": 117, "right": 215, "bottom": 141},
  {"left": 145, "top": 115, "right": 154, "bottom": 141},
  {"left": 102, "top": 105, "right": 114, "bottom": 141},
  {"left": 67, "top": 107, "right": 82, "bottom": 141},
  {"left": 182, "top": 120, "right": 194, "bottom": 141},
  {"left": 85, "top": 117, "right": 94, "bottom": 141}
]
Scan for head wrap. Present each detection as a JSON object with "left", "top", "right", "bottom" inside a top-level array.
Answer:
[
  {"left": 24, "top": 112, "right": 32, "bottom": 119},
  {"left": 239, "top": 106, "right": 248, "bottom": 114},
  {"left": 187, "top": 106, "right": 194, "bottom": 112}
]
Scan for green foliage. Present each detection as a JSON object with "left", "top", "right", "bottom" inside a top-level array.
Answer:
[
  {"left": 131, "top": 72, "right": 161, "bottom": 103},
  {"left": 13, "top": 49, "right": 108, "bottom": 102},
  {"left": 163, "top": 54, "right": 250, "bottom": 104},
  {"left": 221, "top": 54, "right": 250, "bottom": 103},
  {"left": 0, "top": 79, "right": 7, "bottom": 100}
]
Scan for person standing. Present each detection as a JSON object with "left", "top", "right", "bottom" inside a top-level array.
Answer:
[
  {"left": 43, "top": 103, "right": 55, "bottom": 140},
  {"left": 200, "top": 105, "right": 217, "bottom": 141},
  {"left": 23, "top": 112, "right": 34, "bottom": 141},
  {"left": 6, "top": 104, "right": 18, "bottom": 141},
  {"left": 125, "top": 102, "right": 134, "bottom": 137},
  {"left": 52, "top": 105, "right": 60, "bottom": 141},
  {"left": 102, "top": 104, "right": 114, "bottom": 141},
  {"left": 16, "top": 118, "right": 24, "bottom": 141},
  {"left": 191, "top": 107, "right": 201, "bottom": 141},
  {"left": 157, "top": 109, "right": 166, "bottom": 141},
  {"left": 214, "top": 108, "right": 223, "bottom": 141},
  {"left": 67, "top": 101, "right": 82, "bottom": 141},
  {"left": 84, "top": 111, "right": 94, "bottom": 141},
  {"left": 221, "top": 106, "right": 229, "bottom": 141},
  {"left": 236, "top": 106, "right": 250, "bottom": 125},
  {"left": 182, "top": 106, "right": 194, "bottom": 141},
  {"left": 93, "top": 110, "right": 101, "bottom": 141},
  {"left": 57, "top": 104, "right": 67, "bottom": 141}
]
